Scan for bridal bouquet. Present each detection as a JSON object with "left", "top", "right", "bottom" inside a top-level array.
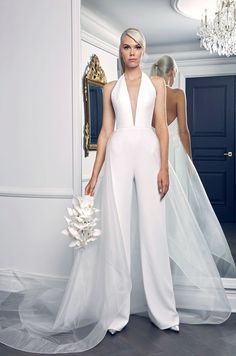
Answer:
[{"left": 62, "top": 195, "right": 101, "bottom": 249}]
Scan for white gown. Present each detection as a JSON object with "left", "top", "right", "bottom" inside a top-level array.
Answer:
[
  {"left": 0, "top": 72, "right": 232, "bottom": 354},
  {"left": 168, "top": 119, "right": 236, "bottom": 278}
]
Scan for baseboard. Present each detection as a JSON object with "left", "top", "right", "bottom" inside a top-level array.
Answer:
[
  {"left": 0, "top": 268, "right": 68, "bottom": 292},
  {"left": 223, "top": 278, "right": 236, "bottom": 312},
  {"left": 0, "top": 270, "right": 235, "bottom": 312}
]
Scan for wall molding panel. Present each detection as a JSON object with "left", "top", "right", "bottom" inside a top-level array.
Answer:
[
  {"left": 178, "top": 61, "right": 236, "bottom": 95},
  {"left": 0, "top": 186, "right": 73, "bottom": 199},
  {"left": 81, "top": 30, "right": 119, "bottom": 57},
  {"left": 81, "top": 7, "right": 119, "bottom": 56}
]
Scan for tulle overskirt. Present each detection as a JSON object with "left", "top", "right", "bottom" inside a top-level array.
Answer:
[{"left": 0, "top": 132, "right": 232, "bottom": 353}]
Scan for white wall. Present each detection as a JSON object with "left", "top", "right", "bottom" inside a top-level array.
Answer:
[
  {"left": 0, "top": 0, "right": 81, "bottom": 277},
  {"left": 81, "top": 41, "right": 118, "bottom": 190}
]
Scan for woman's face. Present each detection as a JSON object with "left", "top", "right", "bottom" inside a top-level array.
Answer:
[{"left": 120, "top": 35, "right": 144, "bottom": 69}]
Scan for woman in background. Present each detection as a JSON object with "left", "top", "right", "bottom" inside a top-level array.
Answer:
[{"left": 151, "top": 55, "right": 236, "bottom": 278}]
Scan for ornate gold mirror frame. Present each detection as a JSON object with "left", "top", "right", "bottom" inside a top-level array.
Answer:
[{"left": 83, "top": 54, "right": 107, "bottom": 157}]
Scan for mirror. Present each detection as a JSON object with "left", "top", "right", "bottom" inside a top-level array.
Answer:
[
  {"left": 81, "top": 1, "right": 236, "bottom": 276},
  {"left": 83, "top": 54, "right": 107, "bottom": 157}
]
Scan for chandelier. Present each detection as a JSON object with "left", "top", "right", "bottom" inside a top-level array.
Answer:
[{"left": 198, "top": 0, "right": 236, "bottom": 56}]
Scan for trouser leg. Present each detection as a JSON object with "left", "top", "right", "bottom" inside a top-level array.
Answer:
[
  {"left": 135, "top": 148, "right": 179, "bottom": 329},
  {"left": 108, "top": 137, "right": 134, "bottom": 332}
]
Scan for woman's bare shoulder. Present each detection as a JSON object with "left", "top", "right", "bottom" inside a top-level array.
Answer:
[
  {"left": 172, "top": 88, "right": 185, "bottom": 96},
  {"left": 103, "top": 80, "right": 118, "bottom": 93},
  {"left": 102, "top": 81, "right": 118, "bottom": 103}
]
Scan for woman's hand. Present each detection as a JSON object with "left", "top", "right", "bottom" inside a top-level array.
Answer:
[
  {"left": 157, "top": 168, "right": 169, "bottom": 200},
  {"left": 85, "top": 176, "right": 97, "bottom": 196}
]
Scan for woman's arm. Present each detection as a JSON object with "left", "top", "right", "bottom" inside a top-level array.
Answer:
[
  {"left": 85, "top": 81, "right": 116, "bottom": 195},
  {"left": 176, "top": 89, "right": 192, "bottom": 159},
  {"left": 151, "top": 76, "right": 169, "bottom": 199}
]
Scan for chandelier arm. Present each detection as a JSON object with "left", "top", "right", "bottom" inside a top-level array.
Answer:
[{"left": 198, "top": 0, "right": 236, "bottom": 56}]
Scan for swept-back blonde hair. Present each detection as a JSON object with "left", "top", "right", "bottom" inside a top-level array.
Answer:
[
  {"left": 150, "top": 55, "right": 178, "bottom": 77},
  {"left": 119, "top": 28, "right": 146, "bottom": 73}
]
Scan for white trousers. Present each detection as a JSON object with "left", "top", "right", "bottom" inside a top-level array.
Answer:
[{"left": 108, "top": 128, "right": 179, "bottom": 331}]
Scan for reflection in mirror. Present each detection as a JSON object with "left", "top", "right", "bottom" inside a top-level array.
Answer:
[
  {"left": 83, "top": 54, "right": 107, "bottom": 157},
  {"left": 81, "top": 1, "right": 236, "bottom": 281},
  {"left": 151, "top": 56, "right": 236, "bottom": 276}
]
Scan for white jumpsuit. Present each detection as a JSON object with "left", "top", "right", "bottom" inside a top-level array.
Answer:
[{"left": 107, "top": 72, "right": 179, "bottom": 331}]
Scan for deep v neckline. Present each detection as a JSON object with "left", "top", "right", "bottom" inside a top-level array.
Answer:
[{"left": 123, "top": 72, "right": 143, "bottom": 126}]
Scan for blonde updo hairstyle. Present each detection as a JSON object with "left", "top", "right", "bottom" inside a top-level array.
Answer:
[
  {"left": 119, "top": 28, "right": 146, "bottom": 73},
  {"left": 150, "top": 55, "right": 178, "bottom": 77}
]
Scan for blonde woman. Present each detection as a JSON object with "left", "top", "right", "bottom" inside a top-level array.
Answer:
[{"left": 85, "top": 29, "right": 179, "bottom": 334}]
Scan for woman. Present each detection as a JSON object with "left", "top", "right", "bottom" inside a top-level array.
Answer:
[
  {"left": 85, "top": 28, "right": 180, "bottom": 333},
  {"left": 151, "top": 55, "right": 236, "bottom": 278},
  {"left": 0, "top": 31, "right": 231, "bottom": 355}
]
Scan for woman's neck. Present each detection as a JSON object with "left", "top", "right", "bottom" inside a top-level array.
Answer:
[
  {"left": 164, "top": 75, "right": 172, "bottom": 87},
  {"left": 124, "top": 67, "right": 142, "bottom": 80}
]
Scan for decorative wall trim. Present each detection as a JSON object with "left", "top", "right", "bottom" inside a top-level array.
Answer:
[
  {"left": 178, "top": 60, "right": 236, "bottom": 93},
  {"left": 177, "top": 57, "right": 236, "bottom": 68},
  {"left": 81, "top": 30, "right": 119, "bottom": 57},
  {"left": 0, "top": 187, "right": 73, "bottom": 199},
  {"left": 81, "top": 7, "right": 119, "bottom": 56},
  {"left": 143, "top": 53, "right": 236, "bottom": 73},
  {"left": 71, "top": 0, "right": 82, "bottom": 196}
]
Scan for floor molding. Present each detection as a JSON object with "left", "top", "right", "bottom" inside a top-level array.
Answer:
[
  {"left": 0, "top": 269, "right": 235, "bottom": 311},
  {"left": 223, "top": 278, "right": 236, "bottom": 312}
]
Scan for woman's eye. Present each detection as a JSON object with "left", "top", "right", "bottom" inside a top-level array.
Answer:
[
  {"left": 123, "top": 45, "right": 130, "bottom": 49},
  {"left": 136, "top": 45, "right": 142, "bottom": 50}
]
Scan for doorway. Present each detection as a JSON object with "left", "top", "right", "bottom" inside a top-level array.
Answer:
[{"left": 186, "top": 75, "right": 236, "bottom": 223}]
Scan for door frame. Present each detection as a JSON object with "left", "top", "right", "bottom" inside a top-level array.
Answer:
[{"left": 177, "top": 58, "right": 236, "bottom": 302}]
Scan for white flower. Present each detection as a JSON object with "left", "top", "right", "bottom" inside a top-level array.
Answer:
[{"left": 62, "top": 195, "right": 101, "bottom": 249}]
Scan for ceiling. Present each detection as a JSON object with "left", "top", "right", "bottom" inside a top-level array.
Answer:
[{"left": 81, "top": 0, "right": 204, "bottom": 54}]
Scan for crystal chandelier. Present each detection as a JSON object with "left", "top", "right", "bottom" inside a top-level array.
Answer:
[{"left": 198, "top": 0, "right": 236, "bottom": 56}]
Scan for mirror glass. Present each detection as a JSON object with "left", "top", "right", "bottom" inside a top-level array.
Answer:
[
  {"left": 81, "top": 0, "right": 236, "bottom": 271},
  {"left": 83, "top": 54, "right": 107, "bottom": 157}
]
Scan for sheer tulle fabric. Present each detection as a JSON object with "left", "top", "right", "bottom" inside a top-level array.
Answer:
[
  {"left": 0, "top": 145, "right": 132, "bottom": 353},
  {"left": 168, "top": 119, "right": 236, "bottom": 278},
  {"left": 0, "top": 147, "right": 231, "bottom": 353},
  {"left": 0, "top": 83, "right": 233, "bottom": 353}
]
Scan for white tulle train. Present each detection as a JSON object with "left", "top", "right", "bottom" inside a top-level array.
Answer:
[
  {"left": 0, "top": 73, "right": 233, "bottom": 354},
  {"left": 0, "top": 152, "right": 232, "bottom": 353},
  {"left": 168, "top": 118, "right": 236, "bottom": 278}
]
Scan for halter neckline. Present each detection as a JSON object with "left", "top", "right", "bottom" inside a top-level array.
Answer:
[{"left": 123, "top": 72, "right": 143, "bottom": 126}]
